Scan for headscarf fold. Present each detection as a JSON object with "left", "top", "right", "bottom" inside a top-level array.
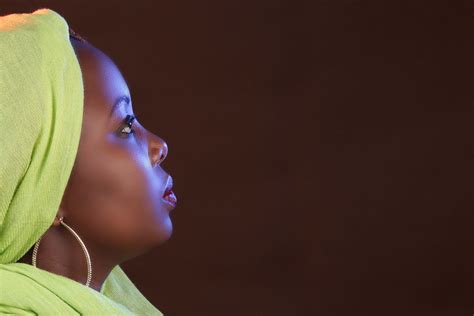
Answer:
[{"left": 0, "top": 8, "right": 163, "bottom": 315}]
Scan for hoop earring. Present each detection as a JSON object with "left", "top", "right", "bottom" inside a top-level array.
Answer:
[{"left": 32, "top": 216, "right": 92, "bottom": 287}]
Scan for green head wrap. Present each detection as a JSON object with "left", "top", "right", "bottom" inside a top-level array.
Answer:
[{"left": 0, "top": 8, "right": 83, "bottom": 264}]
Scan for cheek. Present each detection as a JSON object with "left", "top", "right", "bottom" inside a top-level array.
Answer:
[{"left": 65, "top": 140, "right": 171, "bottom": 254}]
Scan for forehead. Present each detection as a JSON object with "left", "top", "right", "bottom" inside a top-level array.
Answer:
[{"left": 70, "top": 39, "right": 130, "bottom": 115}]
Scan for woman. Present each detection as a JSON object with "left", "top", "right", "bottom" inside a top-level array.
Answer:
[{"left": 0, "top": 8, "right": 176, "bottom": 315}]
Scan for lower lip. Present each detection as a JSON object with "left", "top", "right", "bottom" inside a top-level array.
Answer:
[{"left": 162, "top": 191, "right": 177, "bottom": 208}]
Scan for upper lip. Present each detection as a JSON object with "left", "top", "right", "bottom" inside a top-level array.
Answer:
[{"left": 163, "top": 176, "right": 173, "bottom": 197}]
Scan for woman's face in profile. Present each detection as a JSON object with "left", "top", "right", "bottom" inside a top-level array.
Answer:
[{"left": 61, "top": 39, "right": 176, "bottom": 261}]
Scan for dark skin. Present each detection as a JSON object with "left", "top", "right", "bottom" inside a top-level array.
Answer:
[{"left": 17, "top": 39, "right": 176, "bottom": 292}]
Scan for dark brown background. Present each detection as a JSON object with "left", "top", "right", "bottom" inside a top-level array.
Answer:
[{"left": 2, "top": 1, "right": 473, "bottom": 315}]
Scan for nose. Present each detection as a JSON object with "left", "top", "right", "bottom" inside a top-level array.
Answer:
[{"left": 148, "top": 132, "right": 168, "bottom": 167}]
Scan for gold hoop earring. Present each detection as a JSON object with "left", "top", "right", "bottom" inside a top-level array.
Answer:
[{"left": 32, "top": 216, "right": 92, "bottom": 287}]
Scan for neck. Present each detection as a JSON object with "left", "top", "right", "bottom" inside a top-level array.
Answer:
[{"left": 16, "top": 224, "right": 120, "bottom": 292}]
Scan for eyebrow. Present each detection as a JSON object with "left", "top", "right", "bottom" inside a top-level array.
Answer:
[{"left": 109, "top": 95, "right": 131, "bottom": 118}]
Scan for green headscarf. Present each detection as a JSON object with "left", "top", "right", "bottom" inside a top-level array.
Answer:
[{"left": 0, "top": 8, "right": 163, "bottom": 315}]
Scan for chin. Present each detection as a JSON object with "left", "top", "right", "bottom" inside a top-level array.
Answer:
[{"left": 153, "top": 218, "right": 173, "bottom": 245}]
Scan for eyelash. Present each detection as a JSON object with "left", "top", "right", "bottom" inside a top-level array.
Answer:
[{"left": 119, "top": 114, "right": 137, "bottom": 137}]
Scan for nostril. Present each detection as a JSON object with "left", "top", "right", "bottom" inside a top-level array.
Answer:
[
  {"left": 148, "top": 131, "right": 168, "bottom": 166},
  {"left": 151, "top": 151, "right": 165, "bottom": 168}
]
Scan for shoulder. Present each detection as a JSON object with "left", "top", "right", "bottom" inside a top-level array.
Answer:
[{"left": 0, "top": 264, "right": 79, "bottom": 315}]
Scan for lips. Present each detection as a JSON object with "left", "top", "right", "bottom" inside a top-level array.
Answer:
[
  {"left": 162, "top": 176, "right": 177, "bottom": 206},
  {"left": 162, "top": 176, "right": 173, "bottom": 197},
  {"left": 163, "top": 191, "right": 177, "bottom": 206}
]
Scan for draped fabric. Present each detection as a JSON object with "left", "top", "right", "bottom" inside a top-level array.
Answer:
[{"left": 0, "top": 8, "right": 163, "bottom": 315}]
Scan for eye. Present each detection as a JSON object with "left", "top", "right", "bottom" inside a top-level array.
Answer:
[{"left": 118, "top": 114, "right": 137, "bottom": 137}]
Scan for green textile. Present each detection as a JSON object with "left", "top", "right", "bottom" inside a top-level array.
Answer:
[{"left": 0, "top": 8, "right": 163, "bottom": 315}]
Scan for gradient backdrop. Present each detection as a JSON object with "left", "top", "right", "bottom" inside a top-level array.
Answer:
[{"left": 1, "top": 1, "right": 473, "bottom": 315}]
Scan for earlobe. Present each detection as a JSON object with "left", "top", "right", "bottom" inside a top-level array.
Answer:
[
  {"left": 52, "top": 208, "right": 66, "bottom": 227},
  {"left": 52, "top": 215, "right": 62, "bottom": 227}
]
